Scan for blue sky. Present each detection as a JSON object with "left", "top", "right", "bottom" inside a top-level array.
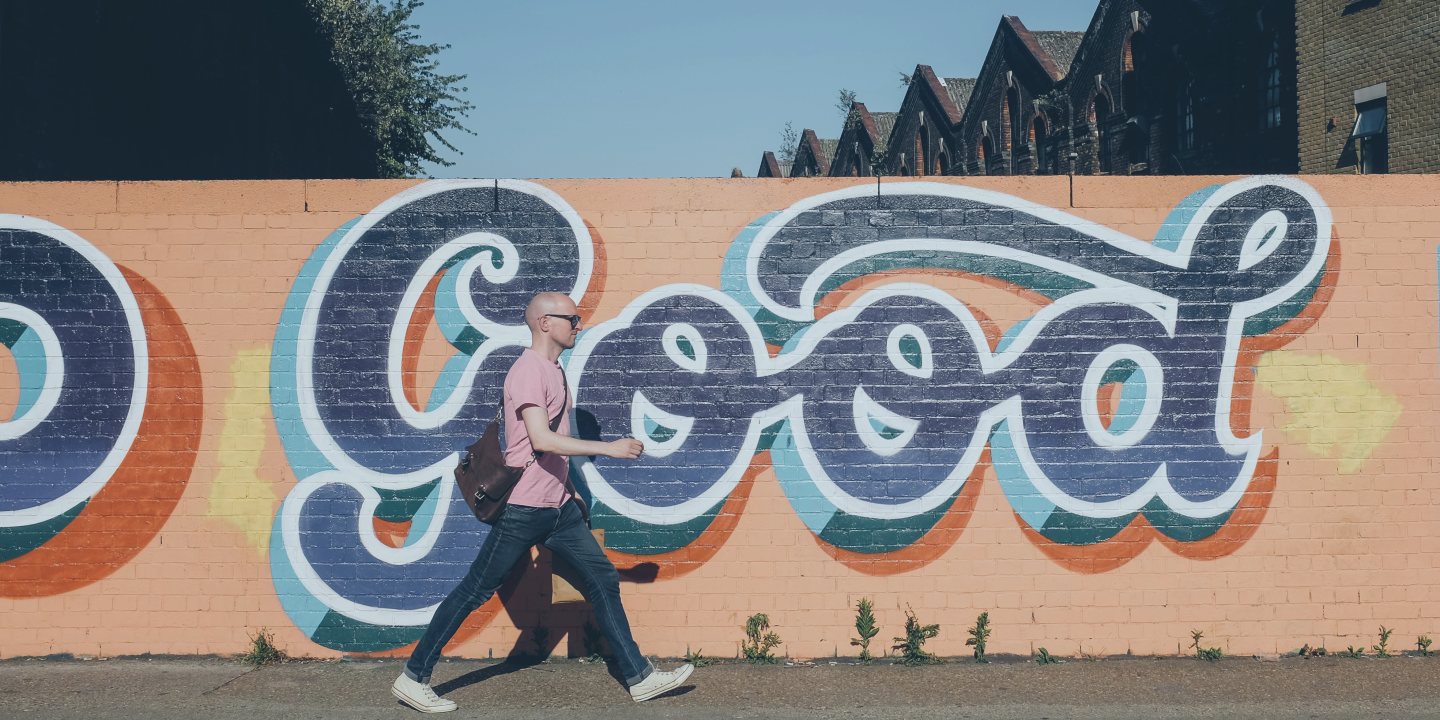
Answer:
[{"left": 408, "top": 1, "right": 1096, "bottom": 179}]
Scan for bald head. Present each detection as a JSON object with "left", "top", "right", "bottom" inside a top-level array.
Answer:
[{"left": 524, "top": 292, "right": 577, "bottom": 330}]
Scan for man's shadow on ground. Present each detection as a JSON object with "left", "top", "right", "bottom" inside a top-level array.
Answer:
[{"left": 432, "top": 546, "right": 690, "bottom": 700}]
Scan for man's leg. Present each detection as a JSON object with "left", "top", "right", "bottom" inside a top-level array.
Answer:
[
  {"left": 542, "top": 500, "right": 653, "bottom": 686},
  {"left": 404, "top": 505, "right": 553, "bottom": 683}
]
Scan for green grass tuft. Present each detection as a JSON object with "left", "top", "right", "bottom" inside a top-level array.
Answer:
[{"left": 241, "top": 628, "right": 286, "bottom": 668}]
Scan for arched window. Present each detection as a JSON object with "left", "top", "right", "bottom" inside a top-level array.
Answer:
[
  {"left": 1033, "top": 115, "right": 1048, "bottom": 174},
  {"left": 939, "top": 150, "right": 950, "bottom": 175},
  {"left": 917, "top": 129, "right": 928, "bottom": 177},
  {"left": 1122, "top": 32, "right": 1146, "bottom": 116},
  {"left": 979, "top": 136, "right": 992, "bottom": 175},
  {"left": 1260, "top": 35, "right": 1282, "bottom": 129},
  {"left": 1093, "top": 94, "right": 1112, "bottom": 174}
]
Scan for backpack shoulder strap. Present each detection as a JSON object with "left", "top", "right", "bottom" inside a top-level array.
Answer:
[{"left": 496, "top": 367, "right": 570, "bottom": 459}]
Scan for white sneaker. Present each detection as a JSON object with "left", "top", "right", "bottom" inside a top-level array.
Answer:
[
  {"left": 392, "top": 673, "right": 457, "bottom": 713},
  {"left": 629, "top": 663, "right": 694, "bottom": 702}
]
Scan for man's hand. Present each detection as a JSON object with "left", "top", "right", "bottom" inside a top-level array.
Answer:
[{"left": 606, "top": 437, "right": 644, "bottom": 459}]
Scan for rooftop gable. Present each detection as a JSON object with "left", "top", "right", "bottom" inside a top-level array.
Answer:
[
  {"left": 1001, "top": 15, "right": 1069, "bottom": 85},
  {"left": 913, "top": 65, "right": 966, "bottom": 126}
]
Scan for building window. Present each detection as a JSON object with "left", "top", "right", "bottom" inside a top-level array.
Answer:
[
  {"left": 1033, "top": 116, "right": 1048, "bottom": 174},
  {"left": 916, "top": 130, "right": 927, "bottom": 177},
  {"left": 1093, "top": 94, "right": 1111, "bottom": 174},
  {"left": 1176, "top": 80, "right": 1195, "bottom": 152},
  {"left": 1352, "top": 97, "right": 1388, "bottom": 174},
  {"left": 1260, "top": 36, "right": 1282, "bottom": 130},
  {"left": 1123, "top": 32, "right": 1146, "bottom": 116}
]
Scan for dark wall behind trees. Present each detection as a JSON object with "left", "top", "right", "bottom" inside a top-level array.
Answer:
[{"left": 0, "top": 0, "right": 377, "bottom": 180}]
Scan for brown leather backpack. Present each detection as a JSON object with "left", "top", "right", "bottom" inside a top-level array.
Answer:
[
  {"left": 456, "top": 367, "right": 575, "bottom": 525},
  {"left": 454, "top": 402, "right": 564, "bottom": 525}
]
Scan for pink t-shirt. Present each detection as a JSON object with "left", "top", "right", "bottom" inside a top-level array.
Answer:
[{"left": 502, "top": 348, "right": 573, "bottom": 508}]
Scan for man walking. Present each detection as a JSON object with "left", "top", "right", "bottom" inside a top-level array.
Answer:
[{"left": 391, "top": 292, "right": 694, "bottom": 712}]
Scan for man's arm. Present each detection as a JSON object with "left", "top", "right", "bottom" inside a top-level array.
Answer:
[{"left": 520, "top": 405, "right": 643, "bottom": 459}]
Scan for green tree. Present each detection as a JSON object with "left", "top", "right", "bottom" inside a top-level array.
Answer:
[{"left": 306, "top": 0, "right": 474, "bottom": 177}]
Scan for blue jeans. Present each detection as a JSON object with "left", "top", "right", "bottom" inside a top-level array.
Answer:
[{"left": 404, "top": 499, "right": 653, "bottom": 686}]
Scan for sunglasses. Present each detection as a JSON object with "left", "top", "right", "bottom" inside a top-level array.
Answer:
[{"left": 544, "top": 314, "right": 583, "bottom": 330}]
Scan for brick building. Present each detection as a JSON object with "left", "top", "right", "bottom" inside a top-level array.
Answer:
[
  {"left": 756, "top": 152, "right": 791, "bottom": 178},
  {"left": 752, "top": 0, "right": 1437, "bottom": 177},
  {"left": 828, "top": 103, "right": 896, "bottom": 177},
  {"left": 1297, "top": 0, "right": 1440, "bottom": 174},
  {"left": 877, "top": 66, "right": 972, "bottom": 177},
  {"left": 792, "top": 130, "right": 838, "bottom": 178},
  {"left": 952, "top": 18, "right": 1081, "bottom": 176},
  {"left": 973, "top": 0, "right": 1295, "bottom": 177}
]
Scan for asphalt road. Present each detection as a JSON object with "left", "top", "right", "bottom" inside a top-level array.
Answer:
[{"left": 4, "top": 653, "right": 1440, "bottom": 719}]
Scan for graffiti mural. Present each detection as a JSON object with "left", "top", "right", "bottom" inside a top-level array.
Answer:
[
  {"left": 574, "top": 177, "right": 1331, "bottom": 558},
  {"left": 0, "top": 216, "right": 201, "bottom": 596},
  {"left": 269, "top": 180, "right": 598, "bottom": 651},
  {"left": 268, "top": 176, "right": 1332, "bottom": 652}
]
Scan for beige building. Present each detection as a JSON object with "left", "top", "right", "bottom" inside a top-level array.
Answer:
[{"left": 1297, "top": 0, "right": 1440, "bottom": 174}]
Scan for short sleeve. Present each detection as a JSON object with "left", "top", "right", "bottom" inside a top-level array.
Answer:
[{"left": 505, "top": 357, "right": 548, "bottom": 417}]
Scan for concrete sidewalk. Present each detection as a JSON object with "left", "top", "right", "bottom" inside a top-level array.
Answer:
[{"left": 3, "top": 654, "right": 1440, "bottom": 719}]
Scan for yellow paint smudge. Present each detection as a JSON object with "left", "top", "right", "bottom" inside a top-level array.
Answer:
[
  {"left": 1255, "top": 351, "right": 1402, "bottom": 473},
  {"left": 208, "top": 347, "right": 279, "bottom": 553}
]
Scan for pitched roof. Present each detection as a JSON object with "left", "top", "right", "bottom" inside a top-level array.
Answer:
[
  {"left": 942, "top": 77, "right": 977, "bottom": 115},
  {"left": 1002, "top": 15, "right": 1066, "bottom": 84},
  {"left": 915, "top": 65, "right": 966, "bottom": 125},
  {"left": 819, "top": 138, "right": 838, "bottom": 162},
  {"left": 757, "top": 151, "right": 784, "bottom": 178},
  {"left": 1030, "top": 31, "right": 1084, "bottom": 77},
  {"left": 870, "top": 112, "right": 898, "bottom": 152},
  {"left": 795, "top": 129, "right": 834, "bottom": 176}
]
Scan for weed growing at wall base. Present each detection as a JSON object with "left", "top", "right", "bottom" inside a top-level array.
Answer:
[
  {"left": 684, "top": 647, "right": 714, "bottom": 668},
  {"left": 531, "top": 625, "right": 550, "bottom": 660},
  {"left": 1190, "top": 630, "right": 1223, "bottom": 661},
  {"left": 894, "top": 606, "right": 941, "bottom": 667},
  {"left": 1036, "top": 647, "right": 1060, "bottom": 665},
  {"left": 742, "top": 614, "right": 782, "bottom": 664},
  {"left": 1374, "top": 626, "right": 1394, "bottom": 658},
  {"left": 965, "top": 611, "right": 992, "bottom": 663},
  {"left": 851, "top": 598, "right": 880, "bottom": 664},
  {"left": 241, "top": 628, "right": 286, "bottom": 668},
  {"left": 1417, "top": 636, "right": 1433, "bottom": 657},
  {"left": 582, "top": 620, "right": 605, "bottom": 662}
]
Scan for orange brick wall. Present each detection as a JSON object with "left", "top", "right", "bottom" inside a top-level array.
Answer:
[{"left": 1, "top": 175, "right": 1438, "bottom": 661}]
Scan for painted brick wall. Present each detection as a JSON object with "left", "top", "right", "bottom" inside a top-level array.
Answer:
[{"left": 1, "top": 175, "right": 1438, "bottom": 662}]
